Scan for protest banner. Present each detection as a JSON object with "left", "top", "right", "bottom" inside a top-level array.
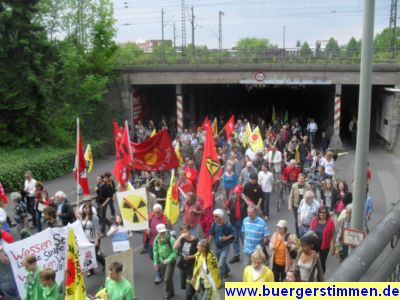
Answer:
[
  {"left": 111, "top": 231, "right": 131, "bottom": 252},
  {"left": 116, "top": 188, "right": 149, "bottom": 231},
  {"left": 3, "top": 221, "right": 96, "bottom": 298}
]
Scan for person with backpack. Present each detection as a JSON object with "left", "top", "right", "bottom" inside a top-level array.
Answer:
[
  {"left": 153, "top": 223, "right": 178, "bottom": 300},
  {"left": 269, "top": 220, "right": 299, "bottom": 282},
  {"left": 209, "top": 209, "right": 234, "bottom": 278}
]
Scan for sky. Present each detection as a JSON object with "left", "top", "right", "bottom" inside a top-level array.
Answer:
[{"left": 113, "top": 0, "right": 392, "bottom": 49}]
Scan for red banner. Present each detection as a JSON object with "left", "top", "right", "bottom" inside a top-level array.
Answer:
[
  {"left": 196, "top": 124, "right": 222, "bottom": 208},
  {"left": 113, "top": 123, "right": 132, "bottom": 187},
  {"left": 129, "top": 130, "right": 179, "bottom": 171},
  {"left": 75, "top": 126, "right": 90, "bottom": 195},
  {"left": 224, "top": 115, "right": 235, "bottom": 140},
  {"left": 0, "top": 181, "right": 7, "bottom": 204}
]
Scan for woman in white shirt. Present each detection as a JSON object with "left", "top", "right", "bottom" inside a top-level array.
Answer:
[{"left": 319, "top": 150, "right": 335, "bottom": 179}]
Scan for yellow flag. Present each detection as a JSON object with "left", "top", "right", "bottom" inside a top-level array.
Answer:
[
  {"left": 65, "top": 227, "right": 86, "bottom": 300},
  {"left": 150, "top": 129, "right": 157, "bottom": 137},
  {"left": 126, "top": 181, "right": 134, "bottom": 191},
  {"left": 175, "top": 143, "right": 183, "bottom": 169},
  {"left": 248, "top": 126, "right": 264, "bottom": 152},
  {"left": 84, "top": 144, "right": 93, "bottom": 173},
  {"left": 241, "top": 122, "right": 252, "bottom": 147},
  {"left": 272, "top": 105, "right": 277, "bottom": 123},
  {"left": 165, "top": 170, "right": 180, "bottom": 225},
  {"left": 212, "top": 118, "right": 218, "bottom": 136}
]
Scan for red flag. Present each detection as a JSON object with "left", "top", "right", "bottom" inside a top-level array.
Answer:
[
  {"left": 0, "top": 182, "right": 8, "bottom": 204},
  {"left": 224, "top": 115, "right": 235, "bottom": 141},
  {"left": 129, "top": 130, "right": 179, "bottom": 171},
  {"left": 113, "top": 122, "right": 132, "bottom": 187},
  {"left": 75, "top": 124, "right": 90, "bottom": 195},
  {"left": 112, "top": 120, "right": 123, "bottom": 159},
  {"left": 196, "top": 124, "right": 222, "bottom": 208},
  {"left": 201, "top": 116, "right": 211, "bottom": 131}
]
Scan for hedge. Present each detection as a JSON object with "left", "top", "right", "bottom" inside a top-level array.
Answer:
[{"left": 0, "top": 140, "right": 113, "bottom": 192}]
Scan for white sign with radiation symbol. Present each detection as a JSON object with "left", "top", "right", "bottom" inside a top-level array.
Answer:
[{"left": 116, "top": 188, "right": 149, "bottom": 231}]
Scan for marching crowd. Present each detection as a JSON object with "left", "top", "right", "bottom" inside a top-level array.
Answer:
[{"left": 0, "top": 114, "right": 373, "bottom": 300}]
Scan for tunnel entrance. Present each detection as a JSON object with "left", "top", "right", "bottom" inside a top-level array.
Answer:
[{"left": 132, "top": 83, "right": 390, "bottom": 147}]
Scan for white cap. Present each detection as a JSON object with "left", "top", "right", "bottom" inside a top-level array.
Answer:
[
  {"left": 156, "top": 223, "right": 167, "bottom": 233},
  {"left": 276, "top": 220, "right": 288, "bottom": 228}
]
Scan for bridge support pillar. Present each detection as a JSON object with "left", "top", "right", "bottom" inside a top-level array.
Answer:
[
  {"left": 176, "top": 84, "right": 184, "bottom": 133},
  {"left": 329, "top": 83, "right": 344, "bottom": 150}
]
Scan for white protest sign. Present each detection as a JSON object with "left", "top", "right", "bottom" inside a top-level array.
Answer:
[
  {"left": 111, "top": 231, "right": 130, "bottom": 252},
  {"left": 3, "top": 221, "right": 96, "bottom": 298},
  {"left": 117, "top": 188, "right": 149, "bottom": 231}
]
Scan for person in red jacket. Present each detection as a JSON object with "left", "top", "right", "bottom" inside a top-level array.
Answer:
[
  {"left": 282, "top": 160, "right": 301, "bottom": 190},
  {"left": 177, "top": 171, "right": 194, "bottom": 208},
  {"left": 184, "top": 160, "right": 198, "bottom": 188},
  {"left": 310, "top": 205, "right": 335, "bottom": 273}
]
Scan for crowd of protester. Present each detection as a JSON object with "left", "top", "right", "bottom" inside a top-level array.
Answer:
[{"left": 0, "top": 113, "right": 373, "bottom": 300}]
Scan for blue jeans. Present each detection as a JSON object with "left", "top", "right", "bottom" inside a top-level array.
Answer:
[
  {"left": 215, "top": 245, "right": 230, "bottom": 276},
  {"left": 231, "top": 220, "right": 243, "bottom": 256},
  {"left": 35, "top": 209, "right": 42, "bottom": 232},
  {"left": 299, "top": 224, "right": 310, "bottom": 238}
]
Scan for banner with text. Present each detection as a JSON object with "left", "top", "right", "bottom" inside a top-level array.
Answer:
[{"left": 3, "top": 221, "right": 96, "bottom": 298}]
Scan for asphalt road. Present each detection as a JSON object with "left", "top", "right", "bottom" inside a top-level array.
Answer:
[{"left": 3, "top": 145, "right": 397, "bottom": 298}]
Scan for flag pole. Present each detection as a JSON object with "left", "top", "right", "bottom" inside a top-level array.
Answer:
[
  {"left": 76, "top": 118, "right": 80, "bottom": 206},
  {"left": 125, "top": 120, "right": 133, "bottom": 189}
]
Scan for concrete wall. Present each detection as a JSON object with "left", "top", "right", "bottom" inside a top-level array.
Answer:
[{"left": 121, "top": 64, "right": 400, "bottom": 86}]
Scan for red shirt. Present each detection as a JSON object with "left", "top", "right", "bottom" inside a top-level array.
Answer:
[
  {"left": 183, "top": 202, "right": 202, "bottom": 228},
  {"left": 235, "top": 199, "right": 241, "bottom": 220},
  {"left": 282, "top": 165, "right": 301, "bottom": 182},
  {"left": 184, "top": 166, "right": 198, "bottom": 187}
]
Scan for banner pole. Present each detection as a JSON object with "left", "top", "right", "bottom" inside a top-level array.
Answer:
[{"left": 76, "top": 118, "right": 80, "bottom": 205}]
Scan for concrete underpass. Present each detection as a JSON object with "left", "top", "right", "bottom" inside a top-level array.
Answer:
[{"left": 130, "top": 83, "right": 394, "bottom": 147}]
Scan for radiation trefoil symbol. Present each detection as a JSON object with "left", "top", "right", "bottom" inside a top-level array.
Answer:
[
  {"left": 206, "top": 158, "right": 220, "bottom": 177},
  {"left": 121, "top": 195, "right": 147, "bottom": 223}
]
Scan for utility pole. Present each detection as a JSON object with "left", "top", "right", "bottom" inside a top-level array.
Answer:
[
  {"left": 173, "top": 23, "right": 176, "bottom": 49},
  {"left": 351, "top": 0, "right": 375, "bottom": 236},
  {"left": 219, "top": 11, "right": 224, "bottom": 52},
  {"left": 190, "top": 6, "right": 195, "bottom": 48},
  {"left": 283, "top": 25, "right": 286, "bottom": 49},
  {"left": 283, "top": 25, "right": 286, "bottom": 58},
  {"left": 181, "top": 0, "right": 186, "bottom": 52},
  {"left": 389, "top": 0, "right": 398, "bottom": 58},
  {"left": 161, "top": 9, "right": 165, "bottom": 61}
]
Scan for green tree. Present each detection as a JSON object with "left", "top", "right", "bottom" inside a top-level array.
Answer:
[
  {"left": 324, "top": 37, "right": 340, "bottom": 57},
  {"left": 300, "top": 42, "right": 312, "bottom": 57},
  {"left": 0, "top": 0, "right": 56, "bottom": 145},
  {"left": 345, "top": 37, "right": 361, "bottom": 57},
  {"left": 236, "top": 37, "right": 276, "bottom": 57}
]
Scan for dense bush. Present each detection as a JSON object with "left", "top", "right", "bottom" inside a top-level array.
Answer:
[{"left": 0, "top": 140, "right": 113, "bottom": 192}]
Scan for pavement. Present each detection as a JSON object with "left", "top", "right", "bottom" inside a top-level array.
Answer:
[{"left": 2, "top": 143, "right": 400, "bottom": 298}]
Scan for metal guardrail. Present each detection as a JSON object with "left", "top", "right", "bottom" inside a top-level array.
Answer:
[
  {"left": 328, "top": 201, "right": 400, "bottom": 282},
  {"left": 115, "top": 47, "right": 400, "bottom": 67}
]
